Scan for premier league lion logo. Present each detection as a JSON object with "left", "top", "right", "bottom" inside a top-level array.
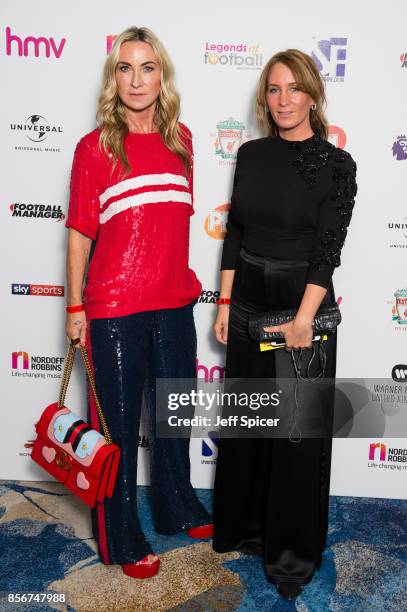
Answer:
[{"left": 392, "top": 135, "right": 407, "bottom": 160}]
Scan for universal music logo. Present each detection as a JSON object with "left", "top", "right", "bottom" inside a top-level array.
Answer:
[
  {"left": 387, "top": 217, "right": 407, "bottom": 248},
  {"left": 10, "top": 115, "right": 63, "bottom": 153}
]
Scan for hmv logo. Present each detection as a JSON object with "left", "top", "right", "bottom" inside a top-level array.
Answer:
[
  {"left": 5, "top": 27, "right": 66, "bottom": 58},
  {"left": 196, "top": 358, "right": 225, "bottom": 383},
  {"left": 392, "top": 365, "right": 407, "bottom": 382}
]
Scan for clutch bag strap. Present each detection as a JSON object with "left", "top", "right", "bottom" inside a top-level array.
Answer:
[{"left": 58, "top": 340, "right": 112, "bottom": 445}]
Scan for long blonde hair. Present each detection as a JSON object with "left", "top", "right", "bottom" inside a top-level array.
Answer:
[
  {"left": 256, "top": 49, "right": 329, "bottom": 139},
  {"left": 97, "top": 26, "right": 190, "bottom": 173}
]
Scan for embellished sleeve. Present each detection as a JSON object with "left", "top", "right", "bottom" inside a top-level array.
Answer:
[
  {"left": 220, "top": 149, "right": 244, "bottom": 270},
  {"left": 65, "top": 138, "right": 100, "bottom": 240},
  {"left": 306, "top": 150, "right": 357, "bottom": 289}
]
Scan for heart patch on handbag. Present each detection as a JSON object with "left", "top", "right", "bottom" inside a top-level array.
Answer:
[
  {"left": 77, "top": 471, "right": 90, "bottom": 490},
  {"left": 42, "top": 446, "right": 56, "bottom": 463}
]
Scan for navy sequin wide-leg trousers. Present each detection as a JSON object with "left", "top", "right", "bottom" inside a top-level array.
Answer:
[{"left": 86, "top": 302, "right": 211, "bottom": 565}]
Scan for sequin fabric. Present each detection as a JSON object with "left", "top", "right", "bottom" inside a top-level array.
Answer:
[
  {"left": 289, "top": 135, "right": 330, "bottom": 186},
  {"left": 88, "top": 303, "right": 211, "bottom": 565},
  {"left": 66, "top": 125, "right": 201, "bottom": 319},
  {"left": 221, "top": 134, "right": 357, "bottom": 288},
  {"left": 301, "top": 143, "right": 358, "bottom": 275}
]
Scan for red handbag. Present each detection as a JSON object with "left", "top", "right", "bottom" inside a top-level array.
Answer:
[{"left": 30, "top": 341, "right": 120, "bottom": 507}]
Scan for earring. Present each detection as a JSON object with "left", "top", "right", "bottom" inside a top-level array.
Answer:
[{"left": 311, "top": 104, "right": 317, "bottom": 111}]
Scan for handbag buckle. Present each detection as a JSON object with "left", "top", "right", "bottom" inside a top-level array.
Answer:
[{"left": 55, "top": 449, "right": 72, "bottom": 471}]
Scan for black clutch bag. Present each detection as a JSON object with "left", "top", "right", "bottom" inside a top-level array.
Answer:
[{"left": 248, "top": 304, "right": 341, "bottom": 342}]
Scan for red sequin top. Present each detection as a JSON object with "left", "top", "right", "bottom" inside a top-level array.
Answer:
[{"left": 66, "top": 125, "right": 202, "bottom": 319}]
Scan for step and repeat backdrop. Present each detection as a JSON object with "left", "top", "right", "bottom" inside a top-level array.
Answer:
[{"left": 1, "top": 0, "right": 406, "bottom": 499}]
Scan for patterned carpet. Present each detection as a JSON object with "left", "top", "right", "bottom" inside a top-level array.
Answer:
[{"left": 0, "top": 481, "right": 406, "bottom": 611}]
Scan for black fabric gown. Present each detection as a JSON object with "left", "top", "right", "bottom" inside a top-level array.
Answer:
[{"left": 212, "top": 134, "right": 357, "bottom": 585}]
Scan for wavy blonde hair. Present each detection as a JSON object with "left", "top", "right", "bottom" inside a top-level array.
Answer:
[
  {"left": 256, "top": 49, "right": 329, "bottom": 139},
  {"left": 97, "top": 26, "right": 190, "bottom": 173}
]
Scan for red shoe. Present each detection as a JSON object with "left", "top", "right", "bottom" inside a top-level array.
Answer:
[
  {"left": 122, "top": 554, "right": 160, "bottom": 579},
  {"left": 186, "top": 523, "right": 214, "bottom": 539}
]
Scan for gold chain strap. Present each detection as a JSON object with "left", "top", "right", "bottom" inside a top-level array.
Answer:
[
  {"left": 57, "top": 340, "right": 112, "bottom": 445},
  {"left": 58, "top": 343, "right": 75, "bottom": 408}
]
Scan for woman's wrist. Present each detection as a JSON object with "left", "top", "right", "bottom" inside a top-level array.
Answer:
[
  {"left": 294, "top": 313, "right": 314, "bottom": 326},
  {"left": 66, "top": 304, "right": 85, "bottom": 314}
]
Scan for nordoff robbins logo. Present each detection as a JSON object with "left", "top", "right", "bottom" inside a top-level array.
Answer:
[
  {"left": 392, "top": 365, "right": 407, "bottom": 382},
  {"left": 215, "top": 118, "right": 245, "bottom": 160}
]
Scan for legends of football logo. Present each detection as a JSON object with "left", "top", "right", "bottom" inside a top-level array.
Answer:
[{"left": 203, "top": 41, "right": 263, "bottom": 69}]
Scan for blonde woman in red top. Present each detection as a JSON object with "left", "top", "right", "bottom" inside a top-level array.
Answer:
[{"left": 66, "top": 26, "right": 212, "bottom": 580}]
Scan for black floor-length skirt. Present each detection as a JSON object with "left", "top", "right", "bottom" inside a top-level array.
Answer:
[{"left": 212, "top": 249, "right": 337, "bottom": 585}]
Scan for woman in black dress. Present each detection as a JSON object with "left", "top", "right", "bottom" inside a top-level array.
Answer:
[{"left": 212, "top": 49, "right": 357, "bottom": 600}]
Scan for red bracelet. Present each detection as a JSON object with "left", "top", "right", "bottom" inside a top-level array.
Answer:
[
  {"left": 66, "top": 304, "right": 85, "bottom": 314},
  {"left": 216, "top": 298, "right": 231, "bottom": 306}
]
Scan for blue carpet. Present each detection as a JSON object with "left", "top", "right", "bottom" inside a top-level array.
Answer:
[{"left": 0, "top": 481, "right": 405, "bottom": 611}]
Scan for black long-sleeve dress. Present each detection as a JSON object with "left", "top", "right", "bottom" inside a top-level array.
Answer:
[{"left": 212, "top": 134, "right": 357, "bottom": 585}]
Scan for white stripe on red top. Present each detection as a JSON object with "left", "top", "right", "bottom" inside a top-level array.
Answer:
[
  {"left": 100, "top": 193, "right": 192, "bottom": 224},
  {"left": 99, "top": 173, "right": 189, "bottom": 207}
]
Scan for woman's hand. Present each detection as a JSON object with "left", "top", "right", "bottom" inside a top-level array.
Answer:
[
  {"left": 66, "top": 311, "right": 87, "bottom": 346},
  {"left": 264, "top": 317, "right": 313, "bottom": 350},
  {"left": 214, "top": 306, "right": 230, "bottom": 345}
]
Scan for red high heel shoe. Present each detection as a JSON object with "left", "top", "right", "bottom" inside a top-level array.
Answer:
[
  {"left": 122, "top": 554, "right": 160, "bottom": 579},
  {"left": 186, "top": 523, "right": 214, "bottom": 539}
]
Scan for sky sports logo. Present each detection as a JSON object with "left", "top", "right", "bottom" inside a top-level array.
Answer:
[{"left": 12, "top": 284, "right": 64, "bottom": 297}]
